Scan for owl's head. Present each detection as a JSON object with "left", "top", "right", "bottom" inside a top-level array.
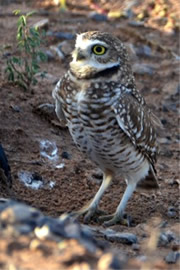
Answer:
[{"left": 70, "top": 31, "right": 132, "bottom": 81}]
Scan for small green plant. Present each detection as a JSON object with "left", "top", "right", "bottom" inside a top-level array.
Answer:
[{"left": 5, "top": 10, "right": 47, "bottom": 90}]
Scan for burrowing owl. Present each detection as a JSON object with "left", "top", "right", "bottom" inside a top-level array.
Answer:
[{"left": 53, "top": 31, "right": 159, "bottom": 226}]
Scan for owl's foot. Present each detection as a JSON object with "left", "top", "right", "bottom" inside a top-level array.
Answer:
[
  {"left": 84, "top": 208, "right": 106, "bottom": 223},
  {"left": 70, "top": 207, "right": 106, "bottom": 223},
  {"left": 98, "top": 213, "right": 132, "bottom": 226}
]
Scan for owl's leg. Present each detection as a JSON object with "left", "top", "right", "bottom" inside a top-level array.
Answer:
[
  {"left": 71, "top": 172, "right": 113, "bottom": 223},
  {"left": 99, "top": 181, "right": 137, "bottom": 226}
]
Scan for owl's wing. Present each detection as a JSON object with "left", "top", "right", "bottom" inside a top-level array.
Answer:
[
  {"left": 52, "top": 79, "right": 66, "bottom": 122},
  {"left": 112, "top": 91, "right": 159, "bottom": 188},
  {"left": 112, "top": 91, "right": 157, "bottom": 165}
]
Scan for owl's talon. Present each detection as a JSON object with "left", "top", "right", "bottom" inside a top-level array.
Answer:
[
  {"left": 100, "top": 213, "right": 132, "bottom": 227},
  {"left": 84, "top": 208, "right": 107, "bottom": 223},
  {"left": 69, "top": 207, "right": 107, "bottom": 223}
]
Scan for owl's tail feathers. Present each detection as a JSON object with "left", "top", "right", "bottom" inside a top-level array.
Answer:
[{"left": 136, "top": 164, "right": 159, "bottom": 189}]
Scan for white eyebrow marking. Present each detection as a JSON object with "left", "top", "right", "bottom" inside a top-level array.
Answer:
[{"left": 76, "top": 34, "right": 107, "bottom": 50}]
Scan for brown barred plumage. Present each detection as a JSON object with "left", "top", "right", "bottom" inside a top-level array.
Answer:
[{"left": 53, "top": 31, "right": 159, "bottom": 226}]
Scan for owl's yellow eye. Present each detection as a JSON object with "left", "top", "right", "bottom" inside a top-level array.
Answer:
[{"left": 92, "top": 45, "right": 106, "bottom": 55}]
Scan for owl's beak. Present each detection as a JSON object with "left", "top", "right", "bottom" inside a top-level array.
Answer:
[{"left": 76, "top": 49, "right": 86, "bottom": 61}]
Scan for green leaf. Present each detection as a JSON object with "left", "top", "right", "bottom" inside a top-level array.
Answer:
[
  {"left": 18, "top": 40, "right": 25, "bottom": 48},
  {"left": 27, "top": 11, "right": 36, "bottom": 18},
  {"left": 20, "top": 15, "right": 26, "bottom": 27},
  {"left": 13, "top": 9, "right": 21, "bottom": 15},
  {"left": 32, "top": 78, "right": 38, "bottom": 85},
  {"left": 38, "top": 51, "right": 47, "bottom": 62},
  {"left": 17, "top": 25, "right": 23, "bottom": 40},
  {"left": 8, "top": 72, "right": 14, "bottom": 81},
  {"left": 32, "top": 61, "right": 40, "bottom": 73},
  {"left": 40, "top": 71, "right": 47, "bottom": 78},
  {"left": 17, "top": 80, "right": 28, "bottom": 90},
  {"left": 17, "top": 16, "right": 23, "bottom": 27},
  {"left": 24, "top": 41, "right": 31, "bottom": 53},
  {"left": 5, "top": 66, "right": 15, "bottom": 81},
  {"left": 30, "top": 27, "right": 40, "bottom": 38},
  {"left": 12, "top": 56, "right": 21, "bottom": 65}
]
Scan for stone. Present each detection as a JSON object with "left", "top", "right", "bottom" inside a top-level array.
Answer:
[
  {"left": 0, "top": 203, "right": 41, "bottom": 225},
  {"left": 50, "top": 45, "right": 65, "bottom": 60},
  {"left": 167, "top": 206, "right": 177, "bottom": 218},
  {"left": 40, "top": 140, "right": 59, "bottom": 162},
  {"left": 104, "top": 229, "right": 137, "bottom": 245},
  {"left": 135, "top": 45, "right": 153, "bottom": 58},
  {"left": 158, "top": 231, "right": 176, "bottom": 247},
  {"left": 47, "top": 31, "right": 75, "bottom": 40},
  {"left": 18, "top": 171, "right": 44, "bottom": 190},
  {"left": 165, "top": 251, "right": 180, "bottom": 264},
  {"left": 132, "top": 243, "right": 140, "bottom": 251},
  {"left": 88, "top": 12, "right": 107, "bottom": 22},
  {"left": 158, "top": 232, "right": 169, "bottom": 247},
  {"left": 132, "top": 63, "right": 155, "bottom": 76},
  {"left": 128, "top": 21, "right": 145, "bottom": 27},
  {"left": 33, "top": 19, "right": 49, "bottom": 30},
  {"left": 61, "top": 151, "right": 70, "bottom": 159},
  {"left": 98, "top": 253, "right": 123, "bottom": 270}
]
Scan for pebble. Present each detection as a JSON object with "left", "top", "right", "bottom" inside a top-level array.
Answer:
[
  {"left": 18, "top": 171, "right": 44, "bottom": 190},
  {"left": 135, "top": 45, "right": 153, "bottom": 58},
  {"left": 88, "top": 12, "right": 107, "bottom": 22},
  {"left": 0, "top": 202, "right": 42, "bottom": 237},
  {"left": 128, "top": 20, "right": 145, "bottom": 27},
  {"left": 97, "top": 253, "right": 122, "bottom": 270},
  {"left": 2, "top": 52, "right": 12, "bottom": 58},
  {"left": 45, "top": 50, "right": 55, "bottom": 61},
  {"left": 29, "top": 239, "right": 42, "bottom": 250},
  {"left": 160, "top": 148, "right": 173, "bottom": 158},
  {"left": 165, "top": 251, "right": 180, "bottom": 264},
  {"left": 159, "top": 220, "right": 168, "bottom": 228},
  {"left": 158, "top": 137, "right": 171, "bottom": 144},
  {"left": 47, "top": 31, "right": 75, "bottom": 40},
  {"left": 40, "top": 140, "right": 59, "bottom": 162},
  {"left": 57, "top": 41, "right": 73, "bottom": 56},
  {"left": 171, "top": 239, "right": 180, "bottom": 251},
  {"left": 158, "top": 231, "right": 176, "bottom": 247},
  {"left": 160, "top": 118, "right": 168, "bottom": 125},
  {"left": 158, "top": 232, "right": 170, "bottom": 247},
  {"left": 167, "top": 206, "right": 177, "bottom": 218},
  {"left": 34, "top": 225, "right": 52, "bottom": 240},
  {"left": 104, "top": 229, "right": 137, "bottom": 245},
  {"left": 15, "top": 224, "right": 33, "bottom": 235},
  {"left": 0, "top": 203, "right": 41, "bottom": 224},
  {"left": 33, "top": 19, "right": 49, "bottom": 30},
  {"left": 10, "top": 105, "right": 22, "bottom": 112},
  {"left": 132, "top": 63, "right": 155, "bottom": 76},
  {"left": 37, "top": 103, "right": 56, "bottom": 115},
  {"left": 132, "top": 243, "right": 140, "bottom": 251},
  {"left": 49, "top": 45, "right": 65, "bottom": 60},
  {"left": 151, "top": 88, "right": 161, "bottom": 94},
  {"left": 56, "top": 163, "right": 65, "bottom": 169},
  {"left": 165, "top": 230, "right": 176, "bottom": 242},
  {"left": 162, "top": 103, "right": 178, "bottom": 113},
  {"left": 61, "top": 151, "right": 70, "bottom": 159},
  {"left": 167, "top": 179, "right": 180, "bottom": 186}
]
